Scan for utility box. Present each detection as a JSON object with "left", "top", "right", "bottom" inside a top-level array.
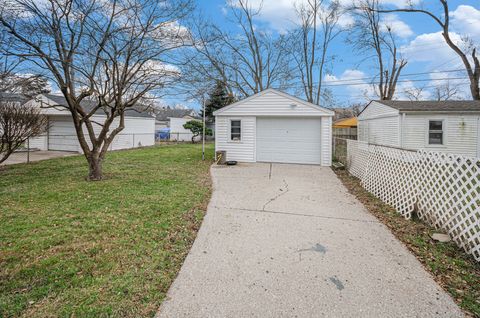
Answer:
[{"left": 216, "top": 151, "right": 226, "bottom": 165}]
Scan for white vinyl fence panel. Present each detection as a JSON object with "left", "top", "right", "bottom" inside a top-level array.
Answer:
[{"left": 346, "top": 139, "right": 480, "bottom": 262}]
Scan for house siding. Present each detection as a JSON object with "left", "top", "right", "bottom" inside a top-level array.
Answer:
[
  {"left": 215, "top": 116, "right": 256, "bottom": 162},
  {"left": 358, "top": 101, "right": 400, "bottom": 147},
  {"left": 169, "top": 118, "right": 196, "bottom": 142},
  {"left": 402, "top": 113, "right": 479, "bottom": 157}
]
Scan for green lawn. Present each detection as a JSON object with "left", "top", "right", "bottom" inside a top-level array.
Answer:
[{"left": 0, "top": 143, "right": 214, "bottom": 318}]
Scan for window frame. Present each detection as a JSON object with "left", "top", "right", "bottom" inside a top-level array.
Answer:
[
  {"left": 229, "top": 119, "right": 242, "bottom": 142},
  {"left": 427, "top": 119, "right": 445, "bottom": 146}
]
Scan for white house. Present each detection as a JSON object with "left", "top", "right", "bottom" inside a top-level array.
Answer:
[
  {"left": 155, "top": 108, "right": 197, "bottom": 130},
  {"left": 358, "top": 100, "right": 480, "bottom": 157},
  {"left": 213, "top": 88, "right": 334, "bottom": 166},
  {"left": 27, "top": 94, "right": 155, "bottom": 153}
]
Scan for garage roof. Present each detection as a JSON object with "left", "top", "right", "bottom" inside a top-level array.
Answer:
[
  {"left": 374, "top": 100, "right": 480, "bottom": 112},
  {"left": 37, "top": 94, "right": 154, "bottom": 118},
  {"left": 213, "top": 88, "right": 334, "bottom": 116}
]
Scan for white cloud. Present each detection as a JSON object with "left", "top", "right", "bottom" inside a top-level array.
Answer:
[
  {"left": 400, "top": 31, "right": 465, "bottom": 64},
  {"left": 380, "top": 14, "right": 413, "bottom": 38},
  {"left": 325, "top": 69, "right": 376, "bottom": 100},
  {"left": 336, "top": 0, "right": 421, "bottom": 9},
  {"left": 228, "top": 0, "right": 355, "bottom": 33},
  {"left": 450, "top": 5, "right": 480, "bottom": 40},
  {"left": 399, "top": 5, "right": 480, "bottom": 70}
]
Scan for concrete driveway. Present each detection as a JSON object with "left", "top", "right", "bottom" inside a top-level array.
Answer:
[
  {"left": 157, "top": 163, "right": 463, "bottom": 318},
  {"left": 1, "top": 150, "right": 76, "bottom": 165}
]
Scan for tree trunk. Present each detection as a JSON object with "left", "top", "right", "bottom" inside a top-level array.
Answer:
[{"left": 87, "top": 153, "right": 103, "bottom": 181}]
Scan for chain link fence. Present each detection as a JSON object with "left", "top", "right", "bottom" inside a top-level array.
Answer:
[{"left": 2, "top": 133, "right": 155, "bottom": 166}]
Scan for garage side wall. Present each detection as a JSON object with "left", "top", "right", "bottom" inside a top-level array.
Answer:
[
  {"left": 215, "top": 116, "right": 256, "bottom": 162},
  {"left": 358, "top": 101, "right": 400, "bottom": 147},
  {"left": 321, "top": 116, "right": 332, "bottom": 166},
  {"left": 48, "top": 115, "right": 155, "bottom": 153}
]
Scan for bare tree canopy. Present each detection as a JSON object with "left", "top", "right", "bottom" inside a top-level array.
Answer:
[
  {"left": 289, "top": 0, "right": 343, "bottom": 105},
  {"left": 0, "top": 0, "right": 192, "bottom": 180},
  {"left": 403, "top": 82, "right": 462, "bottom": 101},
  {"left": 182, "top": 0, "right": 291, "bottom": 99},
  {"left": 374, "top": 0, "right": 480, "bottom": 100},
  {"left": 0, "top": 100, "right": 48, "bottom": 164},
  {"left": 348, "top": 0, "right": 407, "bottom": 100},
  {"left": 0, "top": 34, "right": 51, "bottom": 97}
]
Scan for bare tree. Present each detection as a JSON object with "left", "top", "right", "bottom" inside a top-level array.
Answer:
[
  {"left": 0, "top": 0, "right": 192, "bottom": 180},
  {"left": 183, "top": 0, "right": 291, "bottom": 98},
  {"left": 433, "top": 82, "right": 462, "bottom": 101},
  {"left": 349, "top": 0, "right": 407, "bottom": 100},
  {"left": 0, "top": 101, "right": 48, "bottom": 164},
  {"left": 0, "top": 35, "right": 50, "bottom": 97},
  {"left": 403, "top": 85, "right": 426, "bottom": 101},
  {"left": 290, "top": 0, "right": 343, "bottom": 105},
  {"left": 374, "top": 1, "right": 480, "bottom": 100}
]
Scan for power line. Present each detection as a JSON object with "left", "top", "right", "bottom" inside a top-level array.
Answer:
[
  {"left": 317, "top": 76, "right": 469, "bottom": 87},
  {"left": 321, "top": 68, "right": 466, "bottom": 84}
]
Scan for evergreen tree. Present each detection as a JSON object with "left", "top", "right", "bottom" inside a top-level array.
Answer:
[{"left": 200, "top": 81, "right": 235, "bottom": 122}]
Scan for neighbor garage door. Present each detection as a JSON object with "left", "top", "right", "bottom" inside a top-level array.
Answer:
[{"left": 256, "top": 117, "right": 321, "bottom": 164}]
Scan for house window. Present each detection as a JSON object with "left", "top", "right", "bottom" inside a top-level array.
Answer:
[
  {"left": 428, "top": 120, "right": 444, "bottom": 145},
  {"left": 231, "top": 120, "right": 241, "bottom": 141}
]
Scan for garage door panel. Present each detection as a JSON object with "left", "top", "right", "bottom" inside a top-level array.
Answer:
[{"left": 256, "top": 118, "right": 321, "bottom": 164}]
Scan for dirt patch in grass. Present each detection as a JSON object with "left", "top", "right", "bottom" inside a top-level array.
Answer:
[
  {"left": 0, "top": 144, "right": 214, "bottom": 318},
  {"left": 334, "top": 169, "right": 480, "bottom": 317}
]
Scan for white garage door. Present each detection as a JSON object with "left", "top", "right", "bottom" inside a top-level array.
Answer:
[{"left": 256, "top": 117, "right": 321, "bottom": 164}]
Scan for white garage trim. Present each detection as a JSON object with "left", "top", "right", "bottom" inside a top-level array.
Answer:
[{"left": 214, "top": 89, "right": 334, "bottom": 166}]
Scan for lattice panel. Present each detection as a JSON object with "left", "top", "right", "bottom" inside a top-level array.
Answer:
[
  {"left": 346, "top": 141, "right": 480, "bottom": 262},
  {"left": 346, "top": 139, "right": 369, "bottom": 179}
]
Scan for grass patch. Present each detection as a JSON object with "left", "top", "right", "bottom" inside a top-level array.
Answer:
[
  {"left": 0, "top": 143, "right": 214, "bottom": 317},
  {"left": 334, "top": 169, "right": 480, "bottom": 317}
]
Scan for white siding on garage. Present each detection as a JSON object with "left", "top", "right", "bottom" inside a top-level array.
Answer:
[
  {"left": 48, "top": 116, "right": 79, "bottom": 151},
  {"left": 216, "top": 90, "right": 332, "bottom": 117},
  {"left": 358, "top": 101, "right": 401, "bottom": 147},
  {"left": 214, "top": 89, "right": 334, "bottom": 166},
  {"left": 28, "top": 134, "right": 48, "bottom": 150},
  {"left": 402, "top": 113, "right": 480, "bottom": 157},
  {"left": 321, "top": 116, "right": 332, "bottom": 166},
  {"left": 47, "top": 115, "right": 155, "bottom": 153},
  {"left": 215, "top": 116, "right": 256, "bottom": 162},
  {"left": 360, "top": 101, "right": 399, "bottom": 119}
]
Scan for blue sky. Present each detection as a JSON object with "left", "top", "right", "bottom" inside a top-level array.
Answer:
[{"left": 167, "top": 0, "right": 480, "bottom": 110}]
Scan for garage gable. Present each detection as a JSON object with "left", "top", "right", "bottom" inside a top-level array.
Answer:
[{"left": 213, "top": 89, "right": 334, "bottom": 117}]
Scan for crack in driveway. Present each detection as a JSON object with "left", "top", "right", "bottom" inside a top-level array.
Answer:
[{"left": 262, "top": 179, "right": 289, "bottom": 211}]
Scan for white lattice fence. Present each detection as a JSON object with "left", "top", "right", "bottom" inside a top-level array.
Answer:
[{"left": 346, "top": 140, "right": 480, "bottom": 262}]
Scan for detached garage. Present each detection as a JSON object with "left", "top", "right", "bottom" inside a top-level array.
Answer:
[
  {"left": 213, "top": 89, "right": 334, "bottom": 166},
  {"left": 27, "top": 94, "right": 155, "bottom": 153}
]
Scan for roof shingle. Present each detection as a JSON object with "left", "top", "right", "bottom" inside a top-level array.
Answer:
[{"left": 375, "top": 100, "right": 480, "bottom": 112}]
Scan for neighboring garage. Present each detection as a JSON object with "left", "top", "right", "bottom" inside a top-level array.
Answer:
[
  {"left": 27, "top": 94, "right": 156, "bottom": 153},
  {"left": 214, "top": 89, "right": 334, "bottom": 166}
]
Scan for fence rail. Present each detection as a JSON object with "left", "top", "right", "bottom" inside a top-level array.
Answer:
[
  {"left": 336, "top": 138, "right": 480, "bottom": 262},
  {"left": 2, "top": 133, "right": 155, "bottom": 166}
]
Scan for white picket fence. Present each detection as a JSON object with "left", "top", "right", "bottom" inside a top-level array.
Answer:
[{"left": 346, "top": 139, "right": 480, "bottom": 262}]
